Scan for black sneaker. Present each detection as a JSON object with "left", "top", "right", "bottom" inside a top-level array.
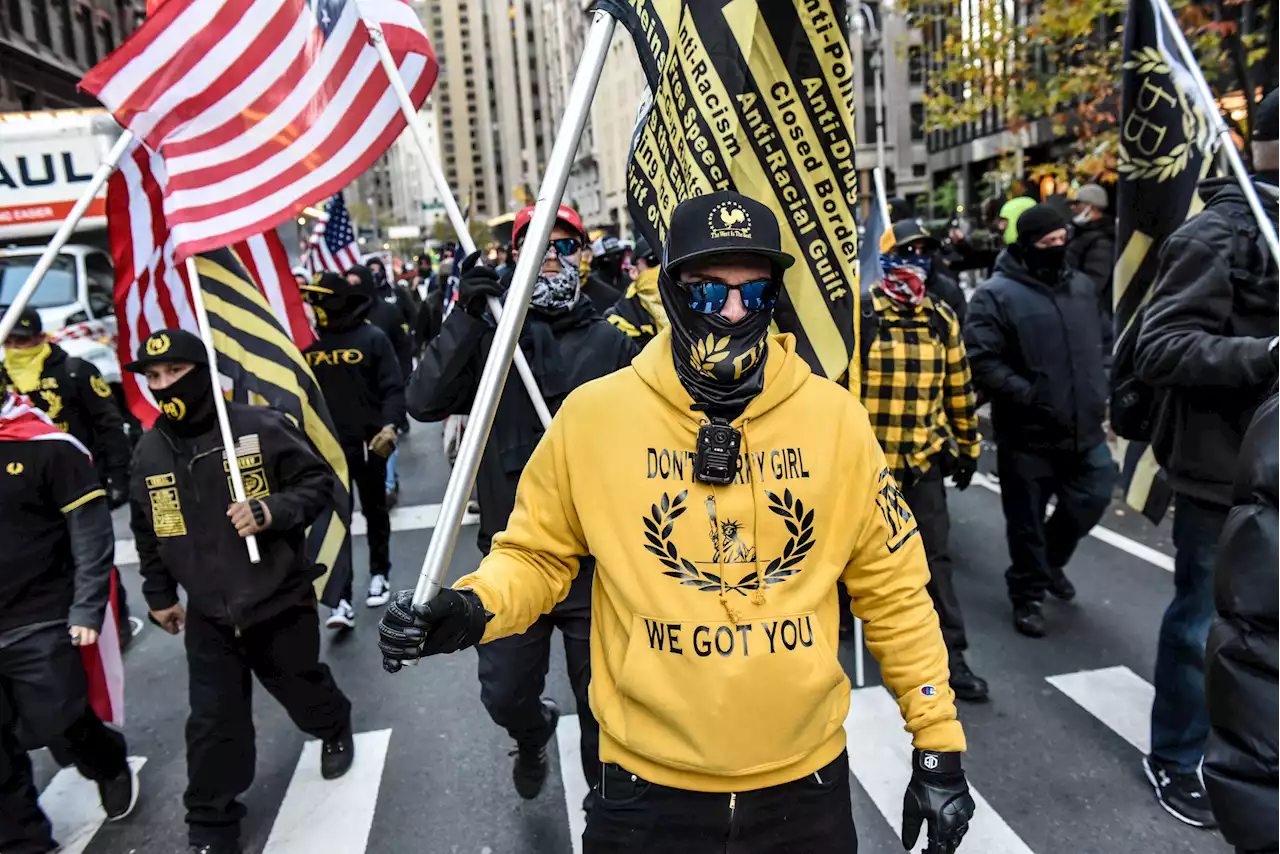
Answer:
[
  {"left": 98, "top": 761, "right": 139, "bottom": 821},
  {"left": 512, "top": 698, "right": 560, "bottom": 799},
  {"left": 1047, "top": 566, "right": 1077, "bottom": 601},
  {"left": 189, "top": 843, "right": 243, "bottom": 854},
  {"left": 385, "top": 485, "right": 400, "bottom": 511},
  {"left": 950, "top": 654, "right": 990, "bottom": 703},
  {"left": 1143, "top": 756, "right": 1218, "bottom": 828},
  {"left": 1013, "top": 603, "right": 1046, "bottom": 638},
  {"left": 321, "top": 727, "right": 355, "bottom": 780}
]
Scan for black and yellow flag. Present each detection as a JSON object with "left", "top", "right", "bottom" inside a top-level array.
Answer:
[
  {"left": 597, "top": 0, "right": 859, "bottom": 383},
  {"left": 194, "top": 247, "right": 353, "bottom": 605},
  {"left": 1112, "top": 0, "right": 1214, "bottom": 523}
]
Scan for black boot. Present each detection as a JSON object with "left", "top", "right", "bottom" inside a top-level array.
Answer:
[
  {"left": 512, "top": 698, "right": 559, "bottom": 799},
  {"left": 321, "top": 725, "right": 355, "bottom": 780},
  {"left": 1013, "top": 602, "right": 1046, "bottom": 638},
  {"left": 949, "top": 654, "right": 990, "bottom": 702},
  {"left": 1047, "top": 566, "right": 1077, "bottom": 601}
]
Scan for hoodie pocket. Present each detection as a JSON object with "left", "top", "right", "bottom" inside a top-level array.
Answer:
[{"left": 612, "top": 611, "right": 848, "bottom": 777}]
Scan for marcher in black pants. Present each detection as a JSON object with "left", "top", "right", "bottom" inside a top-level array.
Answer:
[
  {"left": 0, "top": 389, "right": 136, "bottom": 853},
  {"left": 407, "top": 202, "right": 634, "bottom": 801},
  {"left": 300, "top": 272, "right": 406, "bottom": 627},
  {"left": 126, "top": 329, "right": 353, "bottom": 854},
  {"left": 964, "top": 203, "right": 1112, "bottom": 638}
]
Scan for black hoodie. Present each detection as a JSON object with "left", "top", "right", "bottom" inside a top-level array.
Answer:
[
  {"left": 347, "top": 264, "right": 414, "bottom": 380},
  {"left": 303, "top": 290, "right": 406, "bottom": 449}
]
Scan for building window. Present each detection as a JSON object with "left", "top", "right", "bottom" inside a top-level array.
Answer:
[
  {"left": 910, "top": 103, "right": 925, "bottom": 141},
  {"left": 116, "top": 0, "right": 129, "bottom": 33},
  {"left": 31, "top": 0, "right": 52, "bottom": 47},
  {"left": 8, "top": 0, "right": 25, "bottom": 38},
  {"left": 99, "top": 17, "right": 113, "bottom": 53},
  {"left": 912, "top": 162, "right": 927, "bottom": 178},
  {"left": 864, "top": 106, "right": 878, "bottom": 139},
  {"left": 54, "top": 0, "right": 72, "bottom": 57},
  {"left": 79, "top": 5, "right": 97, "bottom": 64},
  {"left": 908, "top": 46, "right": 923, "bottom": 85}
]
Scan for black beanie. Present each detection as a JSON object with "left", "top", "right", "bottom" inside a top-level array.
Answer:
[
  {"left": 1016, "top": 203, "right": 1068, "bottom": 247},
  {"left": 1253, "top": 89, "right": 1278, "bottom": 142}
]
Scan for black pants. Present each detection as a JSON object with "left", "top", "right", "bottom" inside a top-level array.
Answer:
[
  {"left": 999, "top": 442, "right": 1114, "bottom": 606},
  {"left": 476, "top": 564, "right": 599, "bottom": 791},
  {"left": 184, "top": 601, "right": 351, "bottom": 846},
  {"left": 0, "top": 625, "right": 127, "bottom": 853},
  {"left": 343, "top": 445, "right": 390, "bottom": 601},
  {"left": 583, "top": 751, "right": 856, "bottom": 854},
  {"left": 901, "top": 462, "right": 967, "bottom": 653}
]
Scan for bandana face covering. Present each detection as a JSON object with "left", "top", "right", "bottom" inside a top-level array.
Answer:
[
  {"left": 878, "top": 257, "right": 929, "bottom": 309},
  {"left": 151, "top": 367, "right": 216, "bottom": 437},
  {"left": 523, "top": 248, "right": 581, "bottom": 312},
  {"left": 658, "top": 268, "right": 772, "bottom": 420}
]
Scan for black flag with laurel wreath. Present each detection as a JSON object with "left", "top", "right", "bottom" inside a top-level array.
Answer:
[{"left": 1111, "top": 0, "right": 1213, "bottom": 524}]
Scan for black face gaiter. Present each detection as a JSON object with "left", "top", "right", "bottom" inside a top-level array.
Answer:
[
  {"left": 152, "top": 367, "right": 216, "bottom": 438},
  {"left": 658, "top": 269, "right": 772, "bottom": 421},
  {"left": 1020, "top": 244, "right": 1068, "bottom": 285}
]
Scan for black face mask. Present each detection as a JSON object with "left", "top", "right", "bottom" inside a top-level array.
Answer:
[
  {"left": 1020, "top": 243, "right": 1068, "bottom": 283},
  {"left": 152, "top": 367, "right": 216, "bottom": 438},
  {"left": 658, "top": 269, "right": 772, "bottom": 421}
]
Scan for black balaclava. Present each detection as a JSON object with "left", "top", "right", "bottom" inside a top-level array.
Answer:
[
  {"left": 152, "top": 365, "right": 216, "bottom": 438},
  {"left": 1014, "top": 203, "right": 1070, "bottom": 284},
  {"left": 659, "top": 264, "right": 773, "bottom": 422}
]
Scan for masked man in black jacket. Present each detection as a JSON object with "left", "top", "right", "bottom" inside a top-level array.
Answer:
[
  {"left": 1134, "top": 89, "right": 1279, "bottom": 829},
  {"left": 300, "top": 273, "right": 406, "bottom": 628},
  {"left": 1203, "top": 392, "right": 1277, "bottom": 852},
  {"left": 964, "top": 204, "right": 1112, "bottom": 640},
  {"left": 407, "top": 204, "right": 634, "bottom": 803},
  {"left": 126, "top": 329, "right": 352, "bottom": 854}
]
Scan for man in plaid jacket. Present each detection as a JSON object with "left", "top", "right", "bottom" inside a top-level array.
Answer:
[{"left": 860, "top": 252, "right": 987, "bottom": 702}]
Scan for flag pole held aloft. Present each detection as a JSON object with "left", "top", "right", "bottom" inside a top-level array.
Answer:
[
  {"left": 363, "top": 22, "right": 554, "bottom": 430},
  {"left": 405, "top": 10, "right": 619, "bottom": 619},
  {"left": 184, "top": 255, "right": 261, "bottom": 564},
  {"left": 0, "top": 129, "right": 134, "bottom": 346}
]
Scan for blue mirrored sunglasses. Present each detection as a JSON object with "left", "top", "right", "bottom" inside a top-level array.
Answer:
[
  {"left": 550, "top": 237, "right": 582, "bottom": 257},
  {"left": 684, "top": 279, "right": 780, "bottom": 314}
]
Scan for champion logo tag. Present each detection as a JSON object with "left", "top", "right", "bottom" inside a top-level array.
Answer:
[{"left": 920, "top": 685, "right": 937, "bottom": 696}]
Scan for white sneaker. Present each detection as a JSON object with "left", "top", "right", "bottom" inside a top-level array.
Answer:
[
  {"left": 366, "top": 574, "right": 391, "bottom": 608},
  {"left": 326, "top": 600, "right": 355, "bottom": 630}
]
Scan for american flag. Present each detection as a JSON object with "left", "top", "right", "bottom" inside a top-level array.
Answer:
[
  {"left": 80, "top": 0, "right": 437, "bottom": 261},
  {"left": 305, "top": 192, "right": 362, "bottom": 276}
]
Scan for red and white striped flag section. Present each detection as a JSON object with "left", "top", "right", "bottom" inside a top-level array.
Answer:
[
  {"left": 80, "top": 0, "right": 437, "bottom": 261},
  {"left": 305, "top": 192, "right": 362, "bottom": 276},
  {"left": 0, "top": 392, "right": 124, "bottom": 725},
  {"left": 108, "top": 142, "right": 313, "bottom": 423}
]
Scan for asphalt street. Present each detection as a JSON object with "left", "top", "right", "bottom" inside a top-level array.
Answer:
[{"left": 31, "top": 422, "right": 1233, "bottom": 854}]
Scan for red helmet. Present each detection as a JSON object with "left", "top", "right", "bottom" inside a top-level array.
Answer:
[{"left": 512, "top": 204, "right": 585, "bottom": 247}]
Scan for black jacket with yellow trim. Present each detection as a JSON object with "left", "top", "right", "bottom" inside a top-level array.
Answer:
[{"left": 129, "top": 402, "right": 336, "bottom": 629}]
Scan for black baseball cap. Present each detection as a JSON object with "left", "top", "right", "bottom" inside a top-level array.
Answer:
[
  {"left": 1254, "top": 89, "right": 1278, "bottom": 141},
  {"left": 885, "top": 219, "right": 940, "bottom": 253},
  {"left": 662, "top": 191, "right": 795, "bottom": 277},
  {"left": 124, "top": 328, "right": 209, "bottom": 373},
  {"left": 4, "top": 307, "right": 42, "bottom": 340}
]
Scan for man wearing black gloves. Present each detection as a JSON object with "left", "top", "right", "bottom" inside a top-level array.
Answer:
[
  {"left": 126, "top": 329, "right": 353, "bottom": 854},
  {"left": 0, "top": 389, "right": 136, "bottom": 854},
  {"left": 407, "top": 202, "right": 632, "bottom": 803},
  {"left": 1134, "top": 88, "right": 1279, "bottom": 829},
  {"left": 964, "top": 203, "right": 1112, "bottom": 638},
  {"left": 299, "top": 273, "right": 405, "bottom": 626},
  {"left": 383, "top": 191, "right": 975, "bottom": 853}
]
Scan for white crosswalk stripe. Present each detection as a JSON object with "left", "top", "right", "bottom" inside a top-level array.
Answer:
[
  {"left": 1046, "top": 665, "right": 1154, "bottom": 754},
  {"left": 261, "top": 729, "right": 392, "bottom": 853},
  {"left": 555, "top": 714, "right": 589, "bottom": 854},
  {"left": 38, "top": 755, "right": 147, "bottom": 854},
  {"left": 845, "top": 687, "right": 1036, "bottom": 854}
]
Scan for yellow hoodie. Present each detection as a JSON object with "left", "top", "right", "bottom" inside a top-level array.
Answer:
[{"left": 453, "top": 329, "right": 964, "bottom": 793}]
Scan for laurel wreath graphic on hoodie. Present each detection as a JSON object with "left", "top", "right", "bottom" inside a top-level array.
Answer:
[
  {"left": 690, "top": 334, "right": 731, "bottom": 377},
  {"left": 644, "top": 489, "right": 816, "bottom": 594}
]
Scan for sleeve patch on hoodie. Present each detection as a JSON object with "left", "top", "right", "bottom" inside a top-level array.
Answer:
[{"left": 875, "top": 467, "right": 918, "bottom": 552}]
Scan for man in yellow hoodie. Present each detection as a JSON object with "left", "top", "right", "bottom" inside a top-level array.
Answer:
[{"left": 379, "top": 191, "right": 976, "bottom": 853}]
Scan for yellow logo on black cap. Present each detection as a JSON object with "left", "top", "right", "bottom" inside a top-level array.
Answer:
[
  {"left": 709, "top": 202, "right": 752, "bottom": 240},
  {"left": 145, "top": 333, "right": 171, "bottom": 356}
]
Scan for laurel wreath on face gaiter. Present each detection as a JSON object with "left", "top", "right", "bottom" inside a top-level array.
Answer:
[
  {"left": 644, "top": 488, "right": 817, "bottom": 595},
  {"left": 690, "top": 334, "right": 731, "bottom": 376}
]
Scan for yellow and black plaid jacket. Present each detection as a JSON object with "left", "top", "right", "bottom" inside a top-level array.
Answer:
[{"left": 860, "top": 289, "right": 981, "bottom": 485}]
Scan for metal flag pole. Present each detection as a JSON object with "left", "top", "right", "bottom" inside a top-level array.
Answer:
[
  {"left": 1152, "top": 0, "right": 1279, "bottom": 264},
  {"left": 0, "top": 130, "right": 135, "bottom": 345},
  {"left": 364, "top": 24, "right": 554, "bottom": 429},
  {"left": 407, "top": 9, "right": 618, "bottom": 614},
  {"left": 184, "top": 255, "right": 261, "bottom": 563}
]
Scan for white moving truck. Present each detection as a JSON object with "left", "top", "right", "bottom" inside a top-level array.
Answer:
[{"left": 0, "top": 109, "right": 123, "bottom": 385}]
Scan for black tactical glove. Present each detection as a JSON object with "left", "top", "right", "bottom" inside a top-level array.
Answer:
[
  {"left": 378, "top": 588, "right": 489, "bottom": 673},
  {"left": 457, "top": 253, "right": 504, "bottom": 317},
  {"left": 106, "top": 479, "right": 129, "bottom": 510},
  {"left": 951, "top": 456, "right": 977, "bottom": 491},
  {"left": 902, "top": 750, "right": 975, "bottom": 853}
]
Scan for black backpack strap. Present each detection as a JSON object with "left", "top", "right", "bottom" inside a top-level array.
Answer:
[{"left": 859, "top": 288, "right": 878, "bottom": 364}]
